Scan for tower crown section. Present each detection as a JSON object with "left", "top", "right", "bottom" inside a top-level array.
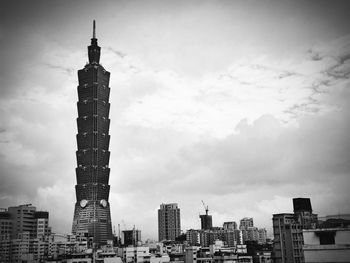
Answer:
[{"left": 88, "top": 20, "right": 100, "bottom": 64}]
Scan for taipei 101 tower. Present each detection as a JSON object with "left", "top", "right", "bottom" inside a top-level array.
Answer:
[{"left": 72, "top": 21, "right": 113, "bottom": 245}]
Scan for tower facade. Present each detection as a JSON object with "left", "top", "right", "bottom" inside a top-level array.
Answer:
[
  {"left": 72, "top": 21, "right": 113, "bottom": 246},
  {"left": 293, "top": 198, "right": 318, "bottom": 229},
  {"left": 200, "top": 214, "right": 213, "bottom": 230},
  {"left": 158, "top": 203, "right": 181, "bottom": 241}
]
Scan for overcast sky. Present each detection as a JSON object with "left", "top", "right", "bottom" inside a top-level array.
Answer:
[{"left": 1, "top": 0, "right": 350, "bottom": 240}]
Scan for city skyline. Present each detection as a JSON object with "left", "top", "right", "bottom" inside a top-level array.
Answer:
[{"left": 1, "top": 0, "right": 350, "bottom": 240}]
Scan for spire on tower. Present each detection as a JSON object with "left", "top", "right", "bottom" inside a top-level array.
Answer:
[
  {"left": 93, "top": 20, "right": 96, "bottom": 39},
  {"left": 88, "top": 20, "right": 100, "bottom": 63}
]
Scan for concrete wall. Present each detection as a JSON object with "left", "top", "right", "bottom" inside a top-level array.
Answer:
[{"left": 303, "top": 228, "right": 350, "bottom": 263}]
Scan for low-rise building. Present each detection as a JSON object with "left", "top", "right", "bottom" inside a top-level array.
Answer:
[
  {"left": 117, "top": 246, "right": 151, "bottom": 263},
  {"left": 303, "top": 228, "right": 350, "bottom": 263}
]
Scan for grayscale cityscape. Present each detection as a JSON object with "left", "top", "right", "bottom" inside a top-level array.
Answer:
[{"left": 0, "top": 1, "right": 350, "bottom": 263}]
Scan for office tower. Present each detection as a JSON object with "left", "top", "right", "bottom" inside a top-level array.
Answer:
[
  {"left": 293, "top": 198, "right": 317, "bottom": 229},
  {"left": 239, "top": 217, "right": 254, "bottom": 230},
  {"left": 240, "top": 217, "right": 254, "bottom": 243},
  {"left": 122, "top": 229, "right": 141, "bottom": 246},
  {"left": 223, "top": 221, "right": 237, "bottom": 230},
  {"left": 186, "top": 229, "right": 200, "bottom": 246},
  {"left": 0, "top": 209, "right": 12, "bottom": 237},
  {"left": 200, "top": 201, "right": 212, "bottom": 230},
  {"left": 0, "top": 209, "right": 12, "bottom": 262},
  {"left": 8, "top": 204, "right": 37, "bottom": 239},
  {"left": 72, "top": 21, "right": 113, "bottom": 246},
  {"left": 258, "top": 228, "right": 267, "bottom": 244},
  {"left": 200, "top": 214, "right": 213, "bottom": 230},
  {"left": 35, "top": 211, "right": 51, "bottom": 238},
  {"left": 6, "top": 205, "right": 51, "bottom": 239},
  {"left": 272, "top": 213, "right": 304, "bottom": 263},
  {"left": 2, "top": 205, "right": 51, "bottom": 262},
  {"left": 158, "top": 203, "right": 181, "bottom": 241}
]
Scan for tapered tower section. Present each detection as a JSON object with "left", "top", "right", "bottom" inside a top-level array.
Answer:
[{"left": 72, "top": 21, "right": 113, "bottom": 246}]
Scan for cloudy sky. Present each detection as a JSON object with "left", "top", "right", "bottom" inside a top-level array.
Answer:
[{"left": 1, "top": 0, "right": 350, "bottom": 240}]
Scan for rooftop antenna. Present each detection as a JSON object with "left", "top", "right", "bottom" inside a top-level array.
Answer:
[{"left": 93, "top": 20, "right": 96, "bottom": 39}]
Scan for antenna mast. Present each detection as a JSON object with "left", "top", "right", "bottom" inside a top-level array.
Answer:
[{"left": 93, "top": 20, "right": 96, "bottom": 39}]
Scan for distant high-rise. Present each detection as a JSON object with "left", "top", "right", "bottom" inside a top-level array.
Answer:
[
  {"left": 0, "top": 209, "right": 12, "bottom": 237},
  {"left": 122, "top": 229, "right": 141, "bottom": 246},
  {"left": 0, "top": 204, "right": 51, "bottom": 262},
  {"left": 223, "top": 221, "right": 237, "bottom": 230},
  {"left": 35, "top": 211, "right": 50, "bottom": 238},
  {"left": 200, "top": 214, "right": 213, "bottom": 230},
  {"left": 239, "top": 217, "right": 254, "bottom": 230},
  {"left": 72, "top": 21, "right": 113, "bottom": 246},
  {"left": 0, "top": 209, "right": 12, "bottom": 261},
  {"left": 158, "top": 203, "right": 181, "bottom": 241},
  {"left": 8, "top": 204, "right": 36, "bottom": 239},
  {"left": 200, "top": 201, "right": 212, "bottom": 230}
]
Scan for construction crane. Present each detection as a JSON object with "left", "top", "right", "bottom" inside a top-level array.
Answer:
[{"left": 201, "top": 200, "right": 209, "bottom": 215}]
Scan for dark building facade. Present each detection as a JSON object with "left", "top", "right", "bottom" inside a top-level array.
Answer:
[
  {"left": 72, "top": 21, "right": 113, "bottom": 246},
  {"left": 200, "top": 214, "right": 213, "bottom": 230},
  {"left": 122, "top": 229, "right": 141, "bottom": 246},
  {"left": 158, "top": 203, "right": 181, "bottom": 241},
  {"left": 293, "top": 198, "right": 317, "bottom": 230}
]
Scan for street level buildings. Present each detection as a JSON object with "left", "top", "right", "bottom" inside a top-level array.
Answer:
[
  {"left": 158, "top": 203, "right": 181, "bottom": 241},
  {"left": 0, "top": 204, "right": 51, "bottom": 263},
  {"left": 71, "top": 21, "right": 113, "bottom": 246}
]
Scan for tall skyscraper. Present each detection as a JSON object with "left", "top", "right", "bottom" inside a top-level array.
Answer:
[
  {"left": 72, "top": 21, "right": 113, "bottom": 246},
  {"left": 158, "top": 203, "right": 181, "bottom": 241}
]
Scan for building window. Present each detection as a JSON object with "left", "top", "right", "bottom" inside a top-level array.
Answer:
[{"left": 319, "top": 231, "right": 335, "bottom": 245}]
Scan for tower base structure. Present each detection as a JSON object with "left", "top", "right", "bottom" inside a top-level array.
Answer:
[{"left": 72, "top": 201, "right": 112, "bottom": 246}]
